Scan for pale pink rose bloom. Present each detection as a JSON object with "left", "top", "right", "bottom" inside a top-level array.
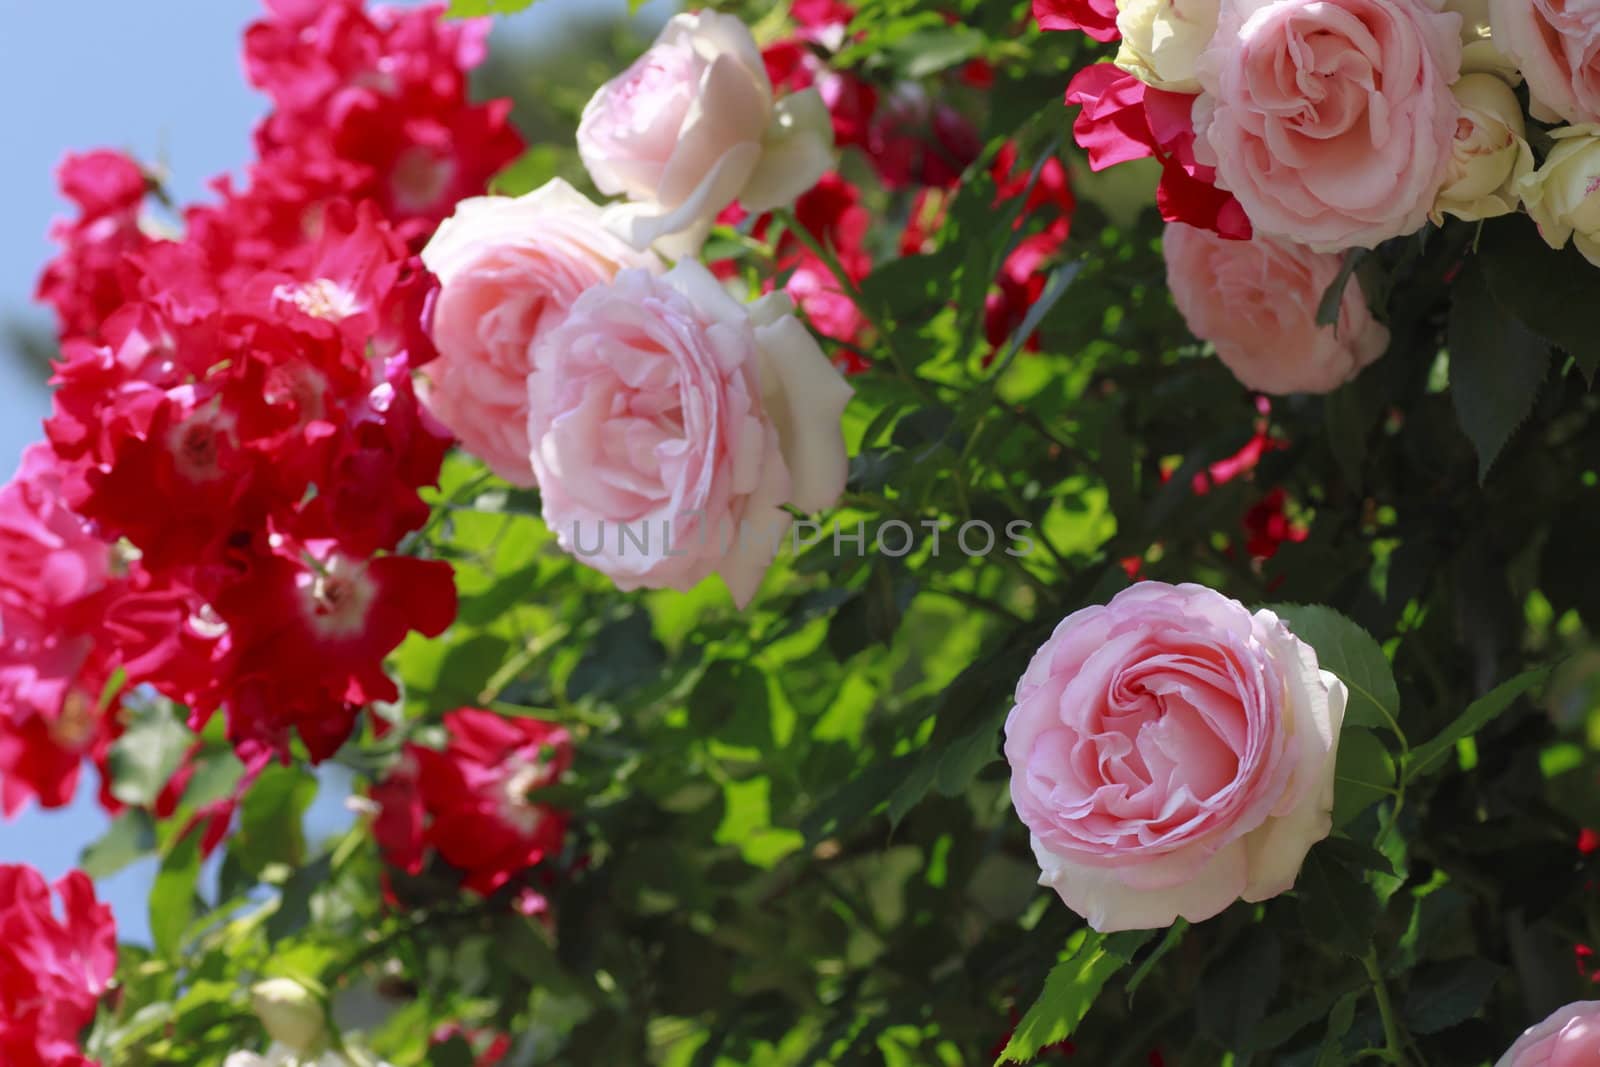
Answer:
[
  {"left": 579, "top": 11, "right": 835, "bottom": 252},
  {"left": 1490, "top": 1, "right": 1600, "bottom": 124},
  {"left": 1163, "top": 222, "right": 1389, "bottom": 395},
  {"left": 527, "top": 260, "right": 851, "bottom": 608},
  {"left": 1194, "top": 0, "right": 1463, "bottom": 251},
  {"left": 1496, "top": 1002, "right": 1600, "bottom": 1067},
  {"left": 419, "top": 179, "right": 661, "bottom": 486},
  {"left": 1004, "top": 582, "right": 1347, "bottom": 932}
]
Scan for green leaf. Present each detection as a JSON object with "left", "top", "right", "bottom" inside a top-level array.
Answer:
[
  {"left": 1477, "top": 214, "right": 1600, "bottom": 383},
  {"left": 994, "top": 260, "right": 1084, "bottom": 368},
  {"left": 1266, "top": 605, "right": 1400, "bottom": 737},
  {"left": 428, "top": 1036, "right": 479, "bottom": 1067},
  {"left": 267, "top": 853, "right": 335, "bottom": 943},
  {"left": 568, "top": 613, "right": 666, "bottom": 702},
  {"left": 1246, "top": 984, "right": 1360, "bottom": 1055},
  {"left": 1448, "top": 262, "right": 1551, "bottom": 481},
  {"left": 1297, "top": 842, "right": 1380, "bottom": 958},
  {"left": 1324, "top": 379, "right": 1369, "bottom": 489},
  {"left": 230, "top": 765, "right": 317, "bottom": 879},
  {"left": 1197, "top": 929, "right": 1283, "bottom": 1050},
  {"left": 1403, "top": 959, "right": 1503, "bottom": 1035},
  {"left": 150, "top": 830, "right": 202, "bottom": 956},
  {"left": 1407, "top": 667, "right": 1550, "bottom": 781},
  {"left": 108, "top": 702, "right": 193, "bottom": 807},
  {"left": 80, "top": 809, "right": 157, "bottom": 880},
  {"left": 996, "top": 931, "right": 1138, "bottom": 1064},
  {"left": 1333, "top": 728, "right": 1397, "bottom": 829},
  {"left": 1314, "top": 991, "right": 1360, "bottom": 1067},
  {"left": 1316, "top": 249, "right": 1367, "bottom": 327},
  {"left": 445, "top": 0, "right": 536, "bottom": 16},
  {"left": 1124, "top": 920, "right": 1186, "bottom": 1003}
]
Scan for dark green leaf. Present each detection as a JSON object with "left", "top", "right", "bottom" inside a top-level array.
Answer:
[
  {"left": 1333, "top": 728, "right": 1397, "bottom": 829},
  {"left": 1198, "top": 929, "right": 1283, "bottom": 1050},
  {"left": 1403, "top": 959, "right": 1503, "bottom": 1035},
  {"left": 1324, "top": 379, "right": 1369, "bottom": 489},
  {"left": 1297, "top": 843, "right": 1380, "bottom": 958},
  {"left": 1316, "top": 250, "right": 1367, "bottom": 328},
  {"left": 1407, "top": 667, "right": 1550, "bottom": 780},
  {"left": 1448, "top": 262, "right": 1551, "bottom": 481},
  {"left": 568, "top": 613, "right": 666, "bottom": 702},
  {"left": 1478, "top": 215, "right": 1600, "bottom": 383},
  {"left": 267, "top": 853, "right": 334, "bottom": 943}
]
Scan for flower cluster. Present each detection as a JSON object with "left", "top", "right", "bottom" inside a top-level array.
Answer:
[
  {"left": 373, "top": 708, "right": 574, "bottom": 899},
  {"left": 5, "top": 0, "right": 520, "bottom": 797},
  {"left": 0, "top": 865, "right": 116, "bottom": 1067},
  {"left": 1041, "top": 0, "right": 1592, "bottom": 395},
  {"left": 418, "top": 9, "right": 856, "bottom": 606}
]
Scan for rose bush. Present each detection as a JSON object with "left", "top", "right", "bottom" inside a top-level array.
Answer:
[{"left": 7, "top": 0, "right": 1600, "bottom": 1064}]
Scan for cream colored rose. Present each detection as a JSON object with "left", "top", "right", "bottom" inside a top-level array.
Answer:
[
  {"left": 579, "top": 11, "right": 835, "bottom": 254},
  {"left": 1114, "top": 0, "right": 1221, "bottom": 93},
  {"left": 1520, "top": 124, "right": 1600, "bottom": 268},
  {"left": 1446, "top": 0, "right": 1518, "bottom": 80},
  {"left": 1431, "top": 73, "right": 1534, "bottom": 223},
  {"left": 250, "top": 979, "right": 328, "bottom": 1056}
]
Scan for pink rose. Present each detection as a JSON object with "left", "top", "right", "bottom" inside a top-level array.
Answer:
[
  {"left": 528, "top": 260, "right": 851, "bottom": 607},
  {"left": 1496, "top": 1002, "right": 1600, "bottom": 1067},
  {"left": 578, "top": 12, "right": 835, "bottom": 251},
  {"left": 1163, "top": 222, "right": 1389, "bottom": 394},
  {"left": 1004, "top": 582, "right": 1347, "bottom": 931},
  {"left": 1490, "top": 1, "right": 1600, "bottom": 124},
  {"left": 1194, "top": 0, "right": 1462, "bottom": 250},
  {"left": 419, "top": 179, "right": 660, "bottom": 485}
]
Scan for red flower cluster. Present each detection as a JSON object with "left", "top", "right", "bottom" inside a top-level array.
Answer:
[
  {"left": 0, "top": 443, "right": 198, "bottom": 814},
  {"left": 0, "top": 865, "right": 116, "bottom": 1067},
  {"left": 1035, "top": 1, "right": 1249, "bottom": 240},
  {"left": 6, "top": 0, "right": 520, "bottom": 793},
  {"left": 902, "top": 142, "right": 1078, "bottom": 350},
  {"left": 1187, "top": 401, "right": 1310, "bottom": 564},
  {"left": 374, "top": 708, "right": 574, "bottom": 898}
]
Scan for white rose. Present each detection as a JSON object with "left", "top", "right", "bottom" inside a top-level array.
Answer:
[
  {"left": 251, "top": 979, "right": 328, "bottom": 1056},
  {"left": 1114, "top": 0, "right": 1221, "bottom": 93},
  {"left": 1520, "top": 124, "right": 1600, "bottom": 268},
  {"left": 1432, "top": 73, "right": 1534, "bottom": 223},
  {"left": 578, "top": 12, "right": 835, "bottom": 254}
]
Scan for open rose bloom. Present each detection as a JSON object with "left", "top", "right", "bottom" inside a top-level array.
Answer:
[
  {"left": 528, "top": 259, "right": 851, "bottom": 607},
  {"left": 1005, "top": 583, "right": 1347, "bottom": 931},
  {"left": 1194, "top": 0, "right": 1463, "bottom": 250},
  {"left": 1496, "top": 1001, "right": 1600, "bottom": 1067},
  {"left": 1163, "top": 221, "right": 1389, "bottom": 394},
  {"left": 578, "top": 11, "right": 835, "bottom": 251},
  {"left": 419, "top": 179, "right": 661, "bottom": 485}
]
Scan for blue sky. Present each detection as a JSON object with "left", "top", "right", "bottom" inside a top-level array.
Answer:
[{"left": 0, "top": 0, "right": 648, "bottom": 943}]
